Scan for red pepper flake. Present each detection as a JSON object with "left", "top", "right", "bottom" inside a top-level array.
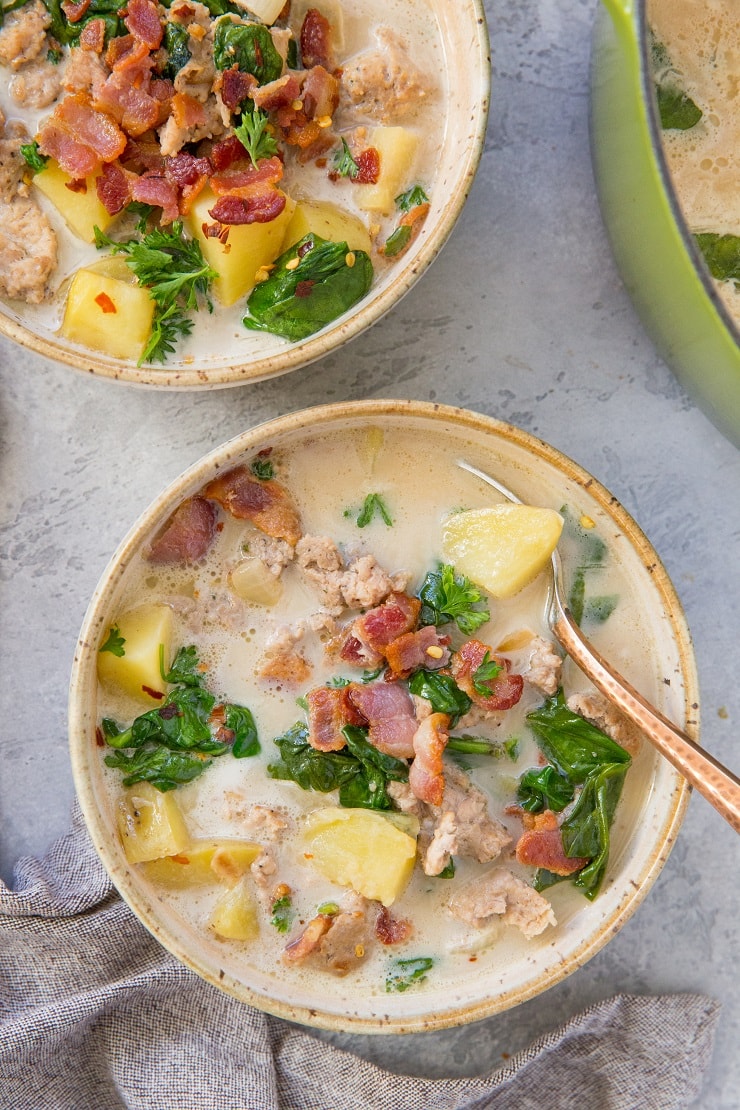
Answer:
[
  {"left": 94, "top": 292, "right": 117, "bottom": 314},
  {"left": 65, "top": 178, "right": 88, "bottom": 194},
  {"left": 354, "top": 147, "right": 380, "bottom": 184},
  {"left": 294, "top": 280, "right": 314, "bottom": 298},
  {"left": 141, "top": 684, "right": 165, "bottom": 700},
  {"left": 95, "top": 726, "right": 105, "bottom": 748}
]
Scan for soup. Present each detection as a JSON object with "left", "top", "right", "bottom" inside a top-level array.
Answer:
[
  {"left": 0, "top": 0, "right": 442, "bottom": 364},
  {"left": 90, "top": 419, "right": 654, "bottom": 1007},
  {"left": 648, "top": 0, "right": 740, "bottom": 327}
]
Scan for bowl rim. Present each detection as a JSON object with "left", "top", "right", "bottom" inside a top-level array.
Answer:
[
  {"left": 69, "top": 399, "right": 695, "bottom": 1032},
  {"left": 0, "top": 2, "right": 490, "bottom": 389}
]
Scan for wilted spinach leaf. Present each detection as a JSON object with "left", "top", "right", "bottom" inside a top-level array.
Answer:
[
  {"left": 407, "top": 670, "right": 472, "bottom": 724},
  {"left": 695, "top": 233, "right": 740, "bottom": 287},
  {"left": 213, "top": 19, "right": 282, "bottom": 83},
  {"left": 657, "top": 84, "right": 702, "bottom": 130},
  {"left": 163, "top": 21, "right": 191, "bottom": 80},
  {"left": 516, "top": 765, "right": 575, "bottom": 813},
  {"left": 386, "top": 956, "right": 433, "bottom": 992}
]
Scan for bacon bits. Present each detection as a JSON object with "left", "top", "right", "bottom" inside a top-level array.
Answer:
[
  {"left": 300, "top": 7, "right": 332, "bottom": 69},
  {"left": 408, "top": 712, "right": 449, "bottom": 806},
  {"left": 451, "top": 639, "right": 524, "bottom": 712},
  {"left": 146, "top": 497, "right": 218, "bottom": 564},
  {"left": 515, "top": 811, "right": 588, "bottom": 876},
  {"left": 204, "top": 466, "right": 302, "bottom": 546}
]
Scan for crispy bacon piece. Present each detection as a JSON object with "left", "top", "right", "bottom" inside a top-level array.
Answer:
[
  {"left": 250, "top": 72, "right": 301, "bottom": 112},
  {"left": 124, "top": 0, "right": 164, "bottom": 49},
  {"left": 37, "top": 122, "right": 101, "bottom": 178},
  {"left": 146, "top": 497, "right": 218, "bottom": 564},
  {"left": 408, "top": 712, "right": 450, "bottom": 806},
  {"left": 210, "top": 134, "right": 249, "bottom": 172},
  {"left": 375, "top": 906, "right": 413, "bottom": 945},
  {"left": 204, "top": 466, "right": 302, "bottom": 546},
  {"left": 283, "top": 913, "right": 333, "bottom": 962},
  {"left": 171, "top": 91, "right": 206, "bottom": 130},
  {"left": 209, "top": 191, "right": 286, "bottom": 225},
  {"left": 122, "top": 136, "right": 164, "bottom": 173},
  {"left": 451, "top": 640, "right": 524, "bottom": 712},
  {"left": 260, "top": 649, "right": 311, "bottom": 684},
  {"left": 300, "top": 7, "right": 332, "bottom": 69},
  {"left": 347, "top": 681, "right": 417, "bottom": 759},
  {"left": 96, "top": 161, "right": 133, "bottom": 214},
  {"left": 80, "top": 17, "right": 106, "bottom": 52},
  {"left": 220, "top": 65, "right": 257, "bottom": 113},
  {"left": 165, "top": 150, "right": 212, "bottom": 187},
  {"left": 57, "top": 93, "right": 127, "bottom": 160},
  {"left": 131, "top": 173, "right": 179, "bottom": 223},
  {"left": 61, "top": 0, "right": 91, "bottom": 22},
  {"left": 339, "top": 633, "right": 381, "bottom": 669},
  {"left": 209, "top": 156, "right": 284, "bottom": 196},
  {"left": 515, "top": 811, "right": 588, "bottom": 876},
  {"left": 306, "top": 686, "right": 363, "bottom": 752},
  {"left": 384, "top": 625, "right": 450, "bottom": 679},
  {"left": 354, "top": 147, "right": 380, "bottom": 185},
  {"left": 300, "top": 65, "right": 339, "bottom": 120},
  {"left": 354, "top": 593, "right": 421, "bottom": 655},
  {"left": 95, "top": 66, "right": 161, "bottom": 138}
]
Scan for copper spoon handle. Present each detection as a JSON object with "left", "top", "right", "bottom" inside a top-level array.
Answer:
[{"left": 457, "top": 459, "right": 740, "bottom": 833}]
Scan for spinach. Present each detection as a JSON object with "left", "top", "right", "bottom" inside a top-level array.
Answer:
[
  {"left": 163, "top": 21, "right": 191, "bottom": 80},
  {"left": 657, "top": 84, "right": 702, "bottom": 131},
  {"left": 41, "top": 0, "right": 123, "bottom": 45},
  {"left": 0, "top": 0, "right": 27, "bottom": 28},
  {"left": 560, "top": 507, "right": 611, "bottom": 624},
  {"left": 447, "top": 734, "right": 519, "bottom": 759},
  {"left": 213, "top": 19, "right": 283, "bottom": 83},
  {"left": 386, "top": 956, "right": 433, "bottom": 992},
  {"left": 695, "top": 233, "right": 740, "bottom": 287},
  {"left": 407, "top": 670, "right": 472, "bottom": 724},
  {"left": 243, "top": 235, "right": 373, "bottom": 341},
  {"left": 102, "top": 645, "right": 259, "bottom": 791},
  {"left": 382, "top": 225, "right": 411, "bottom": 258},
  {"left": 417, "top": 562, "right": 490, "bottom": 635},
  {"left": 527, "top": 692, "right": 631, "bottom": 899},
  {"left": 584, "top": 595, "right": 618, "bottom": 623},
  {"left": 516, "top": 765, "right": 575, "bottom": 813},
  {"left": 267, "top": 722, "right": 408, "bottom": 809}
]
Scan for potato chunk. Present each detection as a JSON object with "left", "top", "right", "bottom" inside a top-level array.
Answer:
[
  {"left": 355, "top": 127, "right": 419, "bottom": 215},
  {"left": 141, "top": 839, "right": 262, "bottom": 887},
  {"left": 303, "top": 807, "right": 417, "bottom": 907},
  {"left": 187, "top": 188, "right": 296, "bottom": 306},
  {"left": 34, "top": 161, "right": 116, "bottom": 243},
  {"left": 97, "top": 603, "right": 173, "bottom": 704},
  {"left": 209, "top": 879, "right": 260, "bottom": 941},
  {"left": 281, "top": 199, "right": 372, "bottom": 255},
  {"left": 442, "top": 505, "right": 564, "bottom": 599},
  {"left": 118, "top": 781, "right": 189, "bottom": 864},
  {"left": 61, "top": 261, "right": 154, "bottom": 361}
]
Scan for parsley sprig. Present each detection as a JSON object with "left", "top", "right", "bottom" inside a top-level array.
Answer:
[
  {"left": 333, "top": 138, "right": 359, "bottom": 179},
  {"left": 234, "top": 105, "right": 279, "bottom": 165},
  {"left": 94, "top": 221, "right": 218, "bottom": 365},
  {"left": 99, "top": 625, "right": 126, "bottom": 658},
  {"left": 472, "top": 651, "right": 502, "bottom": 696},
  {"left": 418, "top": 563, "right": 490, "bottom": 635}
]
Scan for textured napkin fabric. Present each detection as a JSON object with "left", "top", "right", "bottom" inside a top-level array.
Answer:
[{"left": 0, "top": 809, "right": 720, "bottom": 1110}]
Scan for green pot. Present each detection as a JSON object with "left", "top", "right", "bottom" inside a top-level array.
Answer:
[{"left": 590, "top": 0, "right": 740, "bottom": 446}]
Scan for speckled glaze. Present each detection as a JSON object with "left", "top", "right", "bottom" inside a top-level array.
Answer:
[
  {"left": 68, "top": 400, "right": 695, "bottom": 1033},
  {"left": 0, "top": 1, "right": 489, "bottom": 389}
]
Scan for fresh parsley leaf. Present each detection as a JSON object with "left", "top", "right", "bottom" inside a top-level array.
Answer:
[
  {"left": 418, "top": 563, "right": 490, "bottom": 635},
  {"left": 356, "top": 492, "right": 393, "bottom": 528},
  {"left": 407, "top": 670, "right": 471, "bottom": 725},
  {"left": 99, "top": 625, "right": 126, "bottom": 657},
  {"left": 142, "top": 303, "right": 194, "bottom": 365},
  {"left": 327, "top": 675, "right": 351, "bottom": 687},
  {"left": 250, "top": 456, "right": 274, "bottom": 480},
  {"left": 516, "top": 765, "right": 575, "bottom": 813},
  {"left": 126, "top": 201, "right": 156, "bottom": 234},
  {"left": 386, "top": 956, "right": 433, "bottom": 992},
  {"left": 395, "top": 185, "right": 429, "bottom": 213},
  {"left": 333, "top": 137, "right": 359, "bottom": 179},
  {"left": 270, "top": 893, "right": 293, "bottom": 933},
  {"left": 19, "top": 141, "right": 49, "bottom": 174},
  {"left": 472, "top": 651, "right": 502, "bottom": 697},
  {"left": 234, "top": 105, "right": 279, "bottom": 165},
  {"left": 47, "top": 44, "right": 62, "bottom": 62}
]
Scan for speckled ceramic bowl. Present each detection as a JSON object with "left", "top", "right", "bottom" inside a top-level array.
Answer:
[
  {"left": 0, "top": 1, "right": 489, "bottom": 388},
  {"left": 69, "top": 400, "right": 695, "bottom": 1031}
]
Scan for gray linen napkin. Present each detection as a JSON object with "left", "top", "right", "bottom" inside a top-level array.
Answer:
[{"left": 0, "top": 807, "right": 720, "bottom": 1110}]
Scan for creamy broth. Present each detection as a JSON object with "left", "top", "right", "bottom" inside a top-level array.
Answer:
[
  {"left": 648, "top": 0, "right": 740, "bottom": 326},
  {"left": 0, "top": 0, "right": 444, "bottom": 363},
  {"left": 94, "top": 422, "right": 657, "bottom": 1005}
]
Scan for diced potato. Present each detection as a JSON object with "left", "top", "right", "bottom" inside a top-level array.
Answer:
[
  {"left": 61, "top": 263, "right": 154, "bottom": 361},
  {"left": 229, "top": 557, "right": 283, "bottom": 606},
  {"left": 281, "top": 199, "right": 372, "bottom": 255},
  {"left": 238, "top": 0, "right": 285, "bottom": 23},
  {"left": 209, "top": 879, "right": 260, "bottom": 941},
  {"left": 97, "top": 603, "right": 174, "bottom": 704},
  {"left": 355, "top": 127, "right": 419, "bottom": 215},
  {"left": 303, "top": 807, "right": 417, "bottom": 907},
  {"left": 442, "top": 505, "right": 564, "bottom": 599},
  {"left": 34, "top": 160, "right": 116, "bottom": 242},
  {"left": 118, "top": 781, "right": 190, "bottom": 864},
  {"left": 141, "top": 839, "right": 262, "bottom": 887},
  {"left": 187, "top": 188, "right": 296, "bottom": 306}
]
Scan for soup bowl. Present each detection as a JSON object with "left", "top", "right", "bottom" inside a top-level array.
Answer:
[
  {"left": 69, "top": 400, "right": 694, "bottom": 1031},
  {"left": 0, "top": 0, "right": 489, "bottom": 388},
  {"left": 590, "top": 0, "right": 740, "bottom": 446}
]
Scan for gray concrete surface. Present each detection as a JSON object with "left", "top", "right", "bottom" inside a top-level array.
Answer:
[{"left": 1, "top": 0, "right": 739, "bottom": 1104}]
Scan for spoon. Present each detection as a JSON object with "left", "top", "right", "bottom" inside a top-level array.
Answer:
[{"left": 458, "top": 459, "right": 740, "bottom": 834}]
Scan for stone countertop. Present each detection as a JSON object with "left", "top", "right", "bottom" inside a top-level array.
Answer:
[{"left": 1, "top": 0, "right": 738, "bottom": 1105}]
